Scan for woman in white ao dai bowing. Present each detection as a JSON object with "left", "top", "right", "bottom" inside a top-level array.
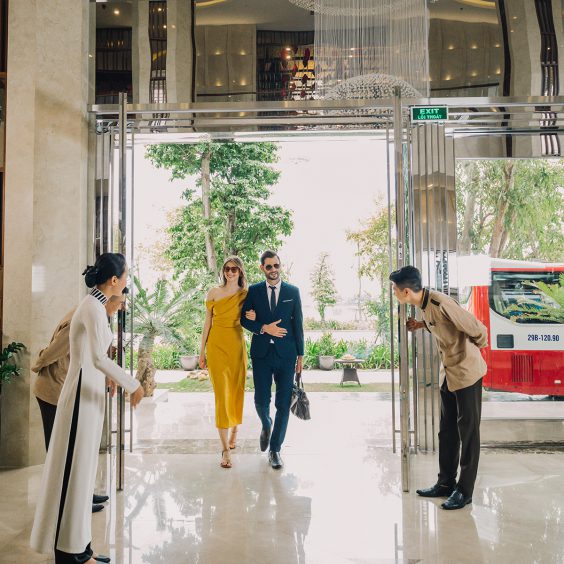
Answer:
[{"left": 30, "top": 253, "right": 144, "bottom": 564}]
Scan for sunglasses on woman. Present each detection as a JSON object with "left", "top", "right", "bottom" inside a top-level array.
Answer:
[{"left": 224, "top": 266, "right": 240, "bottom": 274}]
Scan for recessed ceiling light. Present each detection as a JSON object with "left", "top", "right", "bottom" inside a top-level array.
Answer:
[
  {"left": 196, "top": 0, "right": 228, "bottom": 6},
  {"left": 456, "top": 0, "right": 495, "bottom": 8},
  {"left": 113, "top": 9, "right": 120, "bottom": 15}
]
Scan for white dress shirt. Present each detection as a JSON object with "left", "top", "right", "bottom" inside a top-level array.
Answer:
[
  {"left": 265, "top": 279, "right": 281, "bottom": 309},
  {"left": 265, "top": 279, "right": 282, "bottom": 343}
]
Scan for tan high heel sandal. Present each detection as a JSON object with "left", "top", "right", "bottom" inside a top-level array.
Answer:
[
  {"left": 220, "top": 449, "right": 232, "bottom": 469},
  {"left": 229, "top": 428, "right": 238, "bottom": 450}
]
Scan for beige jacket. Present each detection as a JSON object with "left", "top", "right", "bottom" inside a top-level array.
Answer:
[
  {"left": 420, "top": 289, "right": 488, "bottom": 392},
  {"left": 32, "top": 308, "right": 75, "bottom": 405}
]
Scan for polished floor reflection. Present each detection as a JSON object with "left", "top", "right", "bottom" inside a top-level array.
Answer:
[{"left": 1, "top": 393, "right": 563, "bottom": 563}]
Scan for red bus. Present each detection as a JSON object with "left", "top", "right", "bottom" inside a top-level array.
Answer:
[{"left": 467, "top": 259, "right": 564, "bottom": 397}]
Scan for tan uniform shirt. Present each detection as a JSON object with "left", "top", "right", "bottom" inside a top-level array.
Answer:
[
  {"left": 32, "top": 308, "right": 75, "bottom": 405},
  {"left": 421, "top": 289, "right": 488, "bottom": 392}
]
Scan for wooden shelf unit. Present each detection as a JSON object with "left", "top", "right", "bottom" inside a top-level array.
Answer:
[{"left": 257, "top": 30, "right": 315, "bottom": 102}]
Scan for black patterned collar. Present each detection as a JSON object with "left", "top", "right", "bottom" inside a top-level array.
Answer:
[
  {"left": 90, "top": 288, "right": 108, "bottom": 305},
  {"left": 421, "top": 288, "right": 430, "bottom": 310}
]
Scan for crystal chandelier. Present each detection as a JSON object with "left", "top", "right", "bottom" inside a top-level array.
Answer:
[
  {"left": 292, "top": 0, "right": 429, "bottom": 97},
  {"left": 289, "top": 0, "right": 393, "bottom": 16},
  {"left": 324, "top": 73, "right": 422, "bottom": 100}
]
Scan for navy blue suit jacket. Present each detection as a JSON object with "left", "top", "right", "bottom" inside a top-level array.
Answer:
[{"left": 240, "top": 281, "right": 304, "bottom": 360}]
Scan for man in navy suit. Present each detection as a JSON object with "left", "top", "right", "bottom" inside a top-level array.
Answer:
[{"left": 241, "top": 250, "right": 304, "bottom": 469}]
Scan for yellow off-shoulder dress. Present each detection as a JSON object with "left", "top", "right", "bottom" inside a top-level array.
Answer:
[{"left": 205, "top": 290, "right": 248, "bottom": 428}]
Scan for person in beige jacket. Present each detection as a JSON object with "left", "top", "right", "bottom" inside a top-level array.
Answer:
[
  {"left": 32, "top": 292, "right": 126, "bottom": 516},
  {"left": 390, "top": 265, "right": 488, "bottom": 511}
]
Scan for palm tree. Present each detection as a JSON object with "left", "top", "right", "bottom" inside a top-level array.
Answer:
[{"left": 130, "top": 276, "right": 200, "bottom": 396}]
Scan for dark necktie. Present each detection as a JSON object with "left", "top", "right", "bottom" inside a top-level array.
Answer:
[{"left": 269, "top": 285, "right": 277, "bottom": 311}]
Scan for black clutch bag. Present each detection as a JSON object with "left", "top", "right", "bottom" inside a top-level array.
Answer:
[{"left": 290, "top": 373, "right": 311, "bottom": 420}]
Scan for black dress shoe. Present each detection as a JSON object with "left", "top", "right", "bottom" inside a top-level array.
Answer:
[
  {"left": 260, "top": 426, "right": 271, "bottom": 452},
  {"left": 268, "top": 451, "right": 283, "bottom": 470},
  {"left": 92, "top": 504, "right": 104, "bottom": 513},
  {"left": 93, "top": 494, "right": 109, "bottom": 504},
  {"left": 416, "top": 483, "right": 455, "bottom": 498},
  {"left": 441, "top": 489, "right": 472, "bottom": 510},
  {"left": 94, "top": 555, "right": 111, "bottom": 563}
]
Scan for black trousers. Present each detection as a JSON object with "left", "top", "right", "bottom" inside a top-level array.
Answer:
[
  {"left": 437, "top": 377, "right": 483, "bottom": 497},
  {"left": 37, "top": 397, "right": 57, "bottom": 451}
]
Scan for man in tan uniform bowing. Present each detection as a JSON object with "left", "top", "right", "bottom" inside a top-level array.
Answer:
[{"left": 389, "top": 266, "right": 488, "bottom": 510}]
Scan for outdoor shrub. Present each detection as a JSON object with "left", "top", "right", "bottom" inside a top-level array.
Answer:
[
  {"left": 351, "top": 339, "right": 370, "bottom": 359},
  {"left": 365, "top": 344, "right": 392, "bottom": 369},
  {"left": 304, "top": 318, "right": 359, "bottom": 330},
  {"left": 303, "top": 338, "right": 320, "bottom": 369},
  {"left": 125, "top": 348, "right": 138, "bottom": 370},
  {"left": 152, "top": 344, "right": 181, "bottom": 369},
  {"left": 125, "top": 345, "right": 181, "bottom": 370},
  {"left": 303, "top": 334, "right": 348, "bottom": 369},
  {"left": 303, "top": 336, "right": 398, "bottom": 370}
]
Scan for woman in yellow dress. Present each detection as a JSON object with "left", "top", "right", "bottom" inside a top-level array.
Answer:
[{"left": 199, "top": 256, "right": 255, "bottom": 468}]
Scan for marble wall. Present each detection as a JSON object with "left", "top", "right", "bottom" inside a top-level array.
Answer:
[
  {"left": 195, "top": 24, "right": 256, "bottom": 101},
  {"left": 0, "top": 0, "right": 92, "bottom": 467}
]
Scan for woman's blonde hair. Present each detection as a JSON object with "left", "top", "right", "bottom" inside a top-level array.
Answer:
[{"left": 220, "top": 256, "right": 247, "bottom": 289}]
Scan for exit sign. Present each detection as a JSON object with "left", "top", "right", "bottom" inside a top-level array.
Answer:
[{"left": 411, "top": 106, "right": 449, "bottom": 122}]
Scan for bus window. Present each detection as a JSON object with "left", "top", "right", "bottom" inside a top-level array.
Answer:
[{"left": 489, "top": 271, "right": 561, "bottom": 324}]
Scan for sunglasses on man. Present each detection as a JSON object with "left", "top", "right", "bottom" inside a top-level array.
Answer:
[{"left": 264, "top": 263, "right": 280, "bottom": 271}]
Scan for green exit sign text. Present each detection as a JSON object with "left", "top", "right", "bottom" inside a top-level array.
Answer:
[{"left": 411, "top": 106, "right": 449, "bottom": 122}]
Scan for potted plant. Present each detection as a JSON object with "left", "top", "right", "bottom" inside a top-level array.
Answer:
[
  {"left": 0, "top": 342, "right": 26, "bottom": 399},
  {"left": 180, "top": 335, "right": 200, "bottom": 371},
  {"left": 317, "top": 332, "right": 336, "bottom": 371}
]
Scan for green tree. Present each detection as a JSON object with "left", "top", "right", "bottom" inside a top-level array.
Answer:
[
  {"left": 363, "top": 292, "right": 392, "bottom": 344},
  {"left": 310, "top": 252, "right": 338, "bottom": 322},
  {"left": 130, "top": 276, "right": 200, "bottom": 396},
  {"left": 145, "top": 142, "right": 293, "bottom": 283},
  {"left": 347, "top": 201, "right": 395, "bottom": 288},
  {"left": 347, "top": 201, "right": 395, "bottom": 341},
  {"left": 456, "top": 160, "right": 564, "bottom": 260}
]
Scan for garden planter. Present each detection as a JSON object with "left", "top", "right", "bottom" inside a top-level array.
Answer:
[
  {"left": 318, "top": 355, "right": 335, "bottom": 370},
  {"left": 180, "top": 355, "right": 199, "bottom": 371}
]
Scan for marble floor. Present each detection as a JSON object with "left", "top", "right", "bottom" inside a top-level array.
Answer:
[{"left": 1, "top": 393, "right": 563, "bottom": 564}]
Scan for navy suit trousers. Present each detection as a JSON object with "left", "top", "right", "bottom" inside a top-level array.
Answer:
[{"left": 252, "top": 345, "right": 296, "bottom": 453}]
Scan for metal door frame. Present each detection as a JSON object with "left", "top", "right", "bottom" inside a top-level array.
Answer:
[
  {"left": 90, "top": 94, "right": 564, "bottom": 494},
  {"left": 405, "top": 97, "right": 564, "bottom": 462}
]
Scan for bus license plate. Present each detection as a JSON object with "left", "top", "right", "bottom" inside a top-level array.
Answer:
[{"left": 527, "top": 334, "right": 560, "bottom": 342}]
